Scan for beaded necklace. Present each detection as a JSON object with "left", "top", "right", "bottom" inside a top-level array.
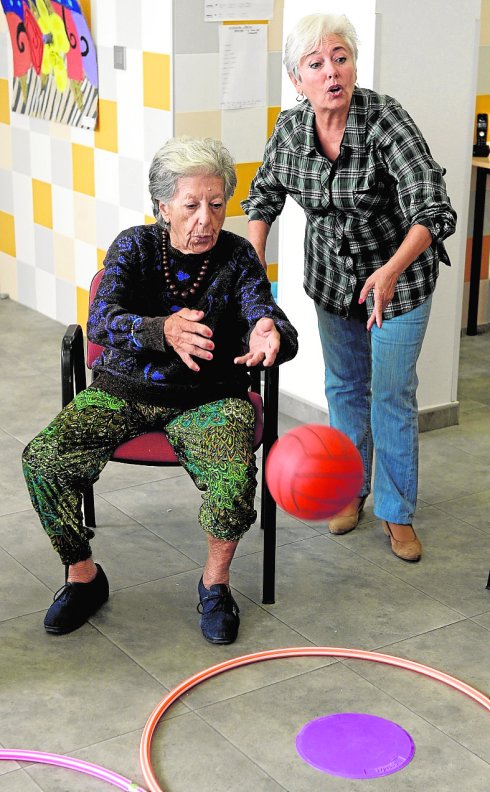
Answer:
[{"left": 161, "top": 229, "right": 210, "bottom": 301}]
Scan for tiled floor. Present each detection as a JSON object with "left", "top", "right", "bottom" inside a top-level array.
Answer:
[{"left": 0, "top": 296, "right": 489, "bottom": 791}]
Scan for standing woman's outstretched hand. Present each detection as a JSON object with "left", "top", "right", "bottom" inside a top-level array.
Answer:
[
  {"left": 358, "top": 264, "right": 399, "bottom": 330},
  {"left": 234, "top": 317, "right": 280, "bottom": 367}
]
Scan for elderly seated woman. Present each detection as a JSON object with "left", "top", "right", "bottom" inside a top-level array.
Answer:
[{"left": 22, "top": 137, "right": 298, "bottom": 645}]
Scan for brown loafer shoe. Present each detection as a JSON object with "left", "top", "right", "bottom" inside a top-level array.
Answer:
[
  {"left": 328, "top": 495, "right": 367, "bottom": 535},
  {"left": 383, "top": 521, "right": 421, "bottom": 562}
]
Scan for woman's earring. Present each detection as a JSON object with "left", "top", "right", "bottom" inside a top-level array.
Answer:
[{"left": 295, "top": 92, "right": 304, "bottom": 103}]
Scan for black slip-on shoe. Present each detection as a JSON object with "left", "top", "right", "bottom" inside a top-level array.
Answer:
[
  {"left": 197, "top": 576, "right": 240, "bottom": 645},
  {"left": 44, "top": 563, "right": 109, "bottom": 635}
]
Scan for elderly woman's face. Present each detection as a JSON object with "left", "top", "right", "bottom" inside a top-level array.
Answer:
[
  {"left": 292, "top": 34, "right": 356, "bottom": 116},
  {"left": 159, "top": 174, "right": 226, "bottom": 254}
]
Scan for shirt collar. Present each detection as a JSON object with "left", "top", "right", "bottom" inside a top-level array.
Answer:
[
  {"left": 286, "top": 89, "right": 368, "bottom": 154},
  {"left": 342, "top": 88, "right": 368, "bottom": 151}
]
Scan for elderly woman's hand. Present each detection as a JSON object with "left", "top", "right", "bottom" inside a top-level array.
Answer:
[
  {"left": 163, "top": 309, "right": 214, "bottom": 372},
  {"left": 234, "top": 317, "right": 281, "bottom": 368}
]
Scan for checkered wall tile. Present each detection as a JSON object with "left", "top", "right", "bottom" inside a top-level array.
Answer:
[
  {"left": 0, "top": 0, "right": 281, "bottom": 325},
  {"left": 0, "top": 0, "right": 173, "bottom": 325}
]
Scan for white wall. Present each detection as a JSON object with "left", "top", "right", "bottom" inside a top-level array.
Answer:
[
  {"left": 278, "top": 0, "right": 480, "bottom": 422},
  {"left": 374, "top": 0, "right": 480, "bottom": 411}
]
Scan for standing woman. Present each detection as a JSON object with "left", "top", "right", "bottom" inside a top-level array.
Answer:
[{"left": 242, "top": 14, "right": 456, "bottom": 561}]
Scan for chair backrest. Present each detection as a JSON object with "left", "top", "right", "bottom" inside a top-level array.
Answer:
[{"left": 87, "top": 269, "right": 105, "bottom": 369}]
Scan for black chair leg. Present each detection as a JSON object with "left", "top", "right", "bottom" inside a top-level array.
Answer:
[
  {"left": 261, "top": 482, "right": 276, "bottom": 604},
  {"left": 83, "top": 486, "right": 96, "bottom": 528},
  {"left": 486, "top": 571, "right": 490, "bottom": 590}
]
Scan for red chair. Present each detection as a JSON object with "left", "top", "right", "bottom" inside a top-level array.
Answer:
[{"left": 61, "top": 269, "right": 279, "bottom": 603}]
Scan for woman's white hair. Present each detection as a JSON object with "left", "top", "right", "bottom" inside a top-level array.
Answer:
[
  {"left": 283, "top": 13, "right": 359, "bottom": 79},
  {"left": 149, "top": 137, "right": 237, "bottom": 226}
]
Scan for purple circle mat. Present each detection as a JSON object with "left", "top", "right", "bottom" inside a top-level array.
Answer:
[{"left": 296, "top": 712, "right": 415, "bottom": 779}]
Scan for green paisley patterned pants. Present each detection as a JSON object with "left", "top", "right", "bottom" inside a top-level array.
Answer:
[{"left": 22, "top": 388, "right": 258, "bottom": 565}]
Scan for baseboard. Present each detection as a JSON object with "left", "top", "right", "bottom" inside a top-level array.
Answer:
[
  {"left": 279, "top": 391, "right": 459, "bottom": 433},
  {"left": 278, "top": 391, "right": 328, "bottom": 425},
  {"left": 418, "top": 402, "right": 459, "bottom": 432}
]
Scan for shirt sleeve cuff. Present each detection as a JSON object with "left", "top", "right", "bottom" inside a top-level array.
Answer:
[{"left": 132, "top": 316, "right": 168, "bottom": 352}]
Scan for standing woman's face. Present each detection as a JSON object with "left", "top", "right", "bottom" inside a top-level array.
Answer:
[
  {"left": 159, "top": 173, "right": 227, "bottom": 254},
  {"left": 291, "top": 34, "right": 357, "bottom": 116}
]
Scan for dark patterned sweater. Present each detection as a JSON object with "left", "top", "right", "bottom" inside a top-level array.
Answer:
[{"left": 87, "top": 224, "right": 298, "bottom": 408}]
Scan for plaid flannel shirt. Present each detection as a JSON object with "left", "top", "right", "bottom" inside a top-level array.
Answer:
[{"left": 241, "top": 88, "right": 457, "bottom": 319}]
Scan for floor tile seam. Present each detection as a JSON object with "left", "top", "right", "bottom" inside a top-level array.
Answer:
[
  {"left": 0, "top": 427, "right": 32, "bottom": 445},
  {"left": 421, "top": 438, "right": 490, "bottom": 461},
  {"left": 97, "top": 567, "right": 203, "bottom": 595},
  {"left": 427, "top": 503, "right": 490, "bottom": 533},
  {"left": 468, "top": 613, "right": 490, "bottom": 628},
  {"left": 346, "top": 620, "right": 489, "bottom": 676},
  {"left": 95, "top": 470, "right": 187, "bottom": 498},
  {"left": 172, "top": 706, "right": 289, "bottom": 789},
  {"left": 184, "top": 658, "right": 342, "bottom": 715},
  {"left": 94, "top": 497, "right": 205, "bottom": 569},
  {"left": 4, "top": 765, "right": 44, "bottom": 789},
  {"left": 0, "top": 607, "right": 50, "bottom": 626},
  {"left": 0, "top": 505, "right": 34, "bottom": 523},
  {"left": 0, "top": 426, "right": 26, "bottom": 444},
  {"left": 336, "top": 658, "right": 490, "bottom": 760},
  {"left": 316, "top": 540, "right": 482, "bottom": 617},
  {"left": 0, "top": 542, "right": 56, "bottom": 594},
  {"left": 257, "top": 529, "right": 471, "bottom": 610},
  {"left": 83, "top": 622, "right": 185, "bottom": 718},
  {"left": 26, "top": 724, "right": 146, "bottom": 766}
]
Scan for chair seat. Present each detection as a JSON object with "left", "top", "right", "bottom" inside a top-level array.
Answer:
[{"left": 110, "top": 392, "right": 264, "bottom": 464}]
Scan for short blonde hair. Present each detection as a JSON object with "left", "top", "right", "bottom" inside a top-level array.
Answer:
[{"left": 284, "top": 13, "right": 359, "bottom": 79}]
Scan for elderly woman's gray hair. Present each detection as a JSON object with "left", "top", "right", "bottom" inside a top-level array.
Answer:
[
  {"left": 149, "top": 137, "right": 237, "bottom": 226},
  {"left": 284, "top": 13, "right": 359, "bottom": 79}
]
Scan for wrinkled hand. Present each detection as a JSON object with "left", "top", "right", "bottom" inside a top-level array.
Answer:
[
  {"left": 163, "top": 309, "right": 214, "bottom": 372},
  {"left": 234, "top": 317, "right": 280, "bottom": 367},
  {"left": 358, "top": 264, "right": 399, "bottom": 330}
]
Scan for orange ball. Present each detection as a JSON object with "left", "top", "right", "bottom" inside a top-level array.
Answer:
[{"left": 265, "top": 424, "right": 363, "bottom": 520}]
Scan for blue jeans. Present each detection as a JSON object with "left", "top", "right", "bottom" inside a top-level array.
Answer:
[{"left": 315, "top": 296, "right": 432, "bottom": 524}]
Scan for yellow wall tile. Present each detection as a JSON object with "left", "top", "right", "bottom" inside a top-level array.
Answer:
[
  {"left": 223, "top": 214, "right": 248, "bottom": 237},
  {"left": 267, "top": 106, "right": 280, "bottom": 138},
  {"left": 32, "top": 180, "right": 53, "bottom": 229},
  {"left": 0, "top": 124, "right": 12, "bottom": 169},
  {"left": 175, "top": 110, "right": 221, "bottom": 140},
  {"left": 0, "top": 78, "right": 10, "bottom": 125},
  {"left": 223, "top": 20, "right": 267, "bottom": 24},
  {"left": 97, "top": 248, "right": 106, "bottom": 270},
  {"left": 476, "top": 94, "right": 490, "bottom": 117},
  {"left": 50, "top": 120, "right": 71, "bottom": 140},
  {"left": 94, "top": 99, "right": 118, "bottom": 153},
  {"left": 475, "top": 95, "right": 490, "bottom": 142},
  {"left": 53, "top": 232, "right": 75, "bottom": 281},
  {"left": 481, "top": 0, "right": 490, "bottom": 45},
  {"left": 72, "top": 143, "right": 95, "bottom": 196},
  {"left": 267, "top": 263, "right": 278, "bottom": 282},
  {"left": 143, "top": 52, "right": 171, "bottom": 110},
  {"left": 77, "top": 286, "right": 89, "bottom": 327},
  {"left": 268, "top": 0, "right": 284, "bottom": 50},
  {"left": 0, "top": 211, "right": 16, "bottom": 256},
  {"left": 0, "top": 252, "right": 17, "bottom": 298},
  {"left": 226, "top": 161, "right": 261, "bottom": 216},
  {"left": 73, "top": 192, "right": 96, "bottom": 244}
]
